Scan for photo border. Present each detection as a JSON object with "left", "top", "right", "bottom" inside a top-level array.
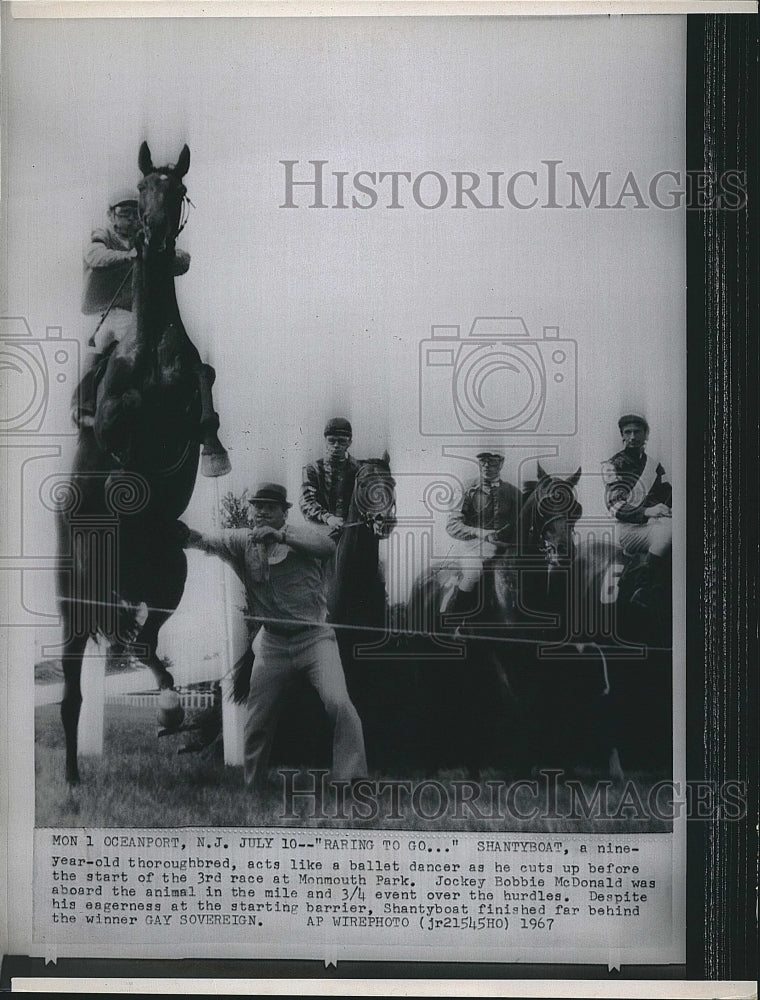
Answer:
[{"left": 1, "top": 7, "right": 758, "bottom": 995}]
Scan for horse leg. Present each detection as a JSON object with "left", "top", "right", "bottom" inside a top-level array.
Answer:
[
  {"left": 61, "top": 633, "right": 89, "bottom": 785},
  {"left": 194, "top": 363, "right": 231, "bottom": 477},
  {"left": 590, "top": 645, "right": 625, "bottom": 785},
  {"left": 93, "top": 387, "right": 142, "bottom": 466}
]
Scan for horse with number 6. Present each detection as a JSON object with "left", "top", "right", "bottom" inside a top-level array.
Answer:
[
  {"left": 55, "top": 142, "right": 231, "bottom": 785},
  {"left": 408, "top": 464, "right": 672, "bottom": 779}
]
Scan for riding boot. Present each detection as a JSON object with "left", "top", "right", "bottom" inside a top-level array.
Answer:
[
  {"left": 71, "top": 353, "right": 104, "bottom": 428},
  {"left": 630, "top": 552, "right": 666, "bottom": 609},
  {"left": 445, "top": 586, "right": 481, "bottom": 623},
  {"left": 114, "top": 597, "right": 149, "bottom": 649}
]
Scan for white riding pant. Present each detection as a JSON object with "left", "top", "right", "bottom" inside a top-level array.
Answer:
[
  {"left": 446, "top": 537, "right": 499, "bottom": 591},
  {"left": 618, "top": 516, "right": 672, "bottom": 557},
  {"left": 90, "top": 308, "right": 133, "bottom": 353}
]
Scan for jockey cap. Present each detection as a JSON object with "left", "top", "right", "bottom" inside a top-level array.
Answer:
[
  {"left": 324, "top": 417, "right": 352, "bottom": 439},
  {"left": 617, "top": 413, "right": 649, "bottom": 433},
  {"left": 108, "top": 187, "right": 139, "bottom": 209}
]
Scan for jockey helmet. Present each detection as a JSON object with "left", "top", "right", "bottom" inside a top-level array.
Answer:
[
  {"left": 108, "top": 187, "right": 139, "bottom": 209},
  {"left": 617, "top": 413, "right": 649, "bottom": 434},
  {"left": 324, "top": 417, "right": 352, "bottom": 439}
]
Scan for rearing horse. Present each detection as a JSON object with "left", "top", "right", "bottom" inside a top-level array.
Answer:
[{"left": 56, "top": 142, "right": 230, "bottom": 784}]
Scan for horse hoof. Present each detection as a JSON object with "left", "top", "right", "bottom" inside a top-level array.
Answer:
[
  {"left": 609, "top": 747, "right": 625, "bottom": 786},
  {"left": 157, "top": 689, "right": 185, "bottom": 731},
  {"left": 202, "top": 450, "right": 231, "bottom": 478}
]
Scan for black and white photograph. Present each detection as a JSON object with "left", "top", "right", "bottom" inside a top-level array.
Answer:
[{"left": 1, "top": 0, "right": 757, "bottom": 989}]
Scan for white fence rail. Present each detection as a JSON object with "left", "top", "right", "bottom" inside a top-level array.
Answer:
[
  {"left": 35, "top": 641, "right": 246, "bottom": 764},
  {"left": 106, "top": 690, "right": 217, "bottom": 709}
]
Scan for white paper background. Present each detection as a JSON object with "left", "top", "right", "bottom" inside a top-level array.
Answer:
[{"left": 2, "top": 8, "right": 687, "bottom": 967}]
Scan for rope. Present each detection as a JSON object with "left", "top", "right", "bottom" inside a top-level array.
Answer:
[{"left": 57, "top": 595, "right": 670, "bottom": 653}]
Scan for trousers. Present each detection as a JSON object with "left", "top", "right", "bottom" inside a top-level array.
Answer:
[
  {"left": 90, "top": 307, "right": 133, "bottom": 352},
  {"left": 244, "top": 625, "right": 367, "bottom": 792},
  {"left": 618, "top": 516, "right": 672, "bottom": 557},
  {"left": 443, "top": 536, "right": 500, "bottom": 593}
]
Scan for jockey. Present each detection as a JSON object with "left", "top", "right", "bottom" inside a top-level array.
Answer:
[
  {"left": 299, "top": 417, "right": 360, "bottom": 537},
  {"left": 443, "top": 451, "right": 522, "bottom": 619},
  {"left": 72, "top": 187, "right": 191, "bottom": 428},
  {"left": 602, "top": 413, "right": 672, "bottom": 607}
]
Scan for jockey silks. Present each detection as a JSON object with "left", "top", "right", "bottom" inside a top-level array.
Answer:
[{"left": 602, "top": 448, "right": 672, "bottom": 523}]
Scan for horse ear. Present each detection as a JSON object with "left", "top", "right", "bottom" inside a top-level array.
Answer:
[
  {"left": 139, "top": 141, "right": 154, "bottom": 176},
  {"left": 175, "top": 145, "right": 190, "bottom": 179},
  {"left": 567, "top": 467, "right": 582, "bottom": 489},
  {"left": 382, "top": 450, "right": 390, "bottom": 466},
  {"left": 536, "top": 462, "right": 548, "bottom": 481}
]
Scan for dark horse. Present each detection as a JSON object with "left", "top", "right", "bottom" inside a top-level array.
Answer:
[
  {"left": 407, "top": 465, "right": 583, "bottom": 638},
  {"left": 56, "top": 142, "right": 230, "bottom": 784},
  {"left": 327, "top": 452, "right": 396, "bottom": 629},
  {"left": 408, "top": 465, "right": 671, "bottom": 778},
  {"left": 406, "top": 466, "right": 621, "bottom": 776}
]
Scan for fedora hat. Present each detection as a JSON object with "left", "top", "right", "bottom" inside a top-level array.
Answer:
[{"left": 247, "top": 482, "right": 292, "bottom": 508}]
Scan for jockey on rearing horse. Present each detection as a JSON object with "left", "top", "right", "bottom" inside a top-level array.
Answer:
[
  {"left": 442, "top": 451, "right": 522, "bottom": 620},
  {"left": 73, "top": 186, "right": 191, "bottom": 428}
]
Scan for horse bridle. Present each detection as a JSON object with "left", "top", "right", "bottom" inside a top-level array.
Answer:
[
  {"left": 137, "top": 174, "right": 193, "bottom": 246},
  {"left": 526, "top": 494, "right": 581, "bottom": 560},
  {"left": 344, "top": 465, "right": 396, "bottom": 533}
]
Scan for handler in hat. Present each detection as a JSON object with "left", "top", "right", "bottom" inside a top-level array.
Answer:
[
  {"left": 72, "top": 187, "right": 191, "bottom": 427},
  {"left": 443, "top": 451, "right": 522, "bottom": 619},
  {"left": 299, "top": 417, "right": 360, "bottom": 535},
  {"left": 178, "top": 482, "right": 366, "bottom": 794},
  {"left": 602, "top": 414, "right": 672, "bottom": 605}
]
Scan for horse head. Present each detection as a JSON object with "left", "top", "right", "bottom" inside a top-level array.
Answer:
[
  {"left": 522, "top": 464, "right": 583, "bottom": 567},
  {"left": 137, "top": 141, "right": 190, "bottom": 253},
  {"left": 351, "top": 451, "right": 396, "bottom": 539}
]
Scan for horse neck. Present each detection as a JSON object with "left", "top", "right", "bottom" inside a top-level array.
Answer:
[
  {"left": 336, "top": 496, "right": 378, "bottom": 577},
  {"left": 132, "top": 246, "right": 182, "bottom": 349},
  {"left": 517, "top": 491, "right": 540, "bottom": 554}
]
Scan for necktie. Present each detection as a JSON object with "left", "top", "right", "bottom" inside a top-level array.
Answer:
[{"left": 489, "top": 481, "right": 499, "bottom": 528}]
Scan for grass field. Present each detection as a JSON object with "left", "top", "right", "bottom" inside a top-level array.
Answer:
[{"left": 35, "top": 702, "right": 671, "bottom": 833}]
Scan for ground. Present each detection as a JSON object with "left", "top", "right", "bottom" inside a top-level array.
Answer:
[{"left": 35, "top": 703, "right": 672, "bottom": 833}]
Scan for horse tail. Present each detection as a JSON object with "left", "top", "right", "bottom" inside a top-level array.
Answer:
[{"left": 230, "top": 644, "right": 254, "bottom": 705}]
